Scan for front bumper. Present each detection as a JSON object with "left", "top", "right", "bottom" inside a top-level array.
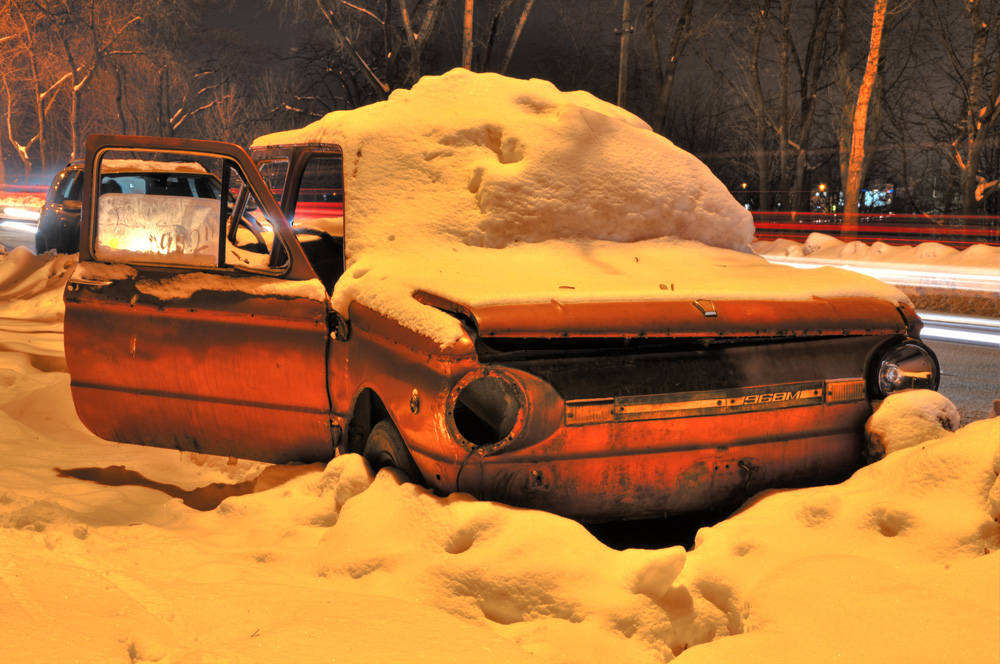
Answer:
[{"left": 450, "top": 398, "right": 870, "bottom": 520}]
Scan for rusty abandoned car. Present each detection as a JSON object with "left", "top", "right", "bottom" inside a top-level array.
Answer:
[{"left": 63, "top": 134, "right": 941, "bottom": 521}]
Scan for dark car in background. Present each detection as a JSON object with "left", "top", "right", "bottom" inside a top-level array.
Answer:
[{"left": 36, "top": 159, "right": 224, "bottom": 254}]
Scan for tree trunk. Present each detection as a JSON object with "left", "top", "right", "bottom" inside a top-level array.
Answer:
[
  {"left": 750, "top": 0, "right": 772, "bottom": 212},
  {"left": 618, "top": 0, "right": 633, "bottom": 107},
  {"left": 842, "top": 0, "right": 888, "bottom": 239},
  {"left": 958, "top": 0, "right": 998, "bottom": 215},
  {"left": 790, "top": 0, "right": 834, "bottom": 211},
  {"left": 463, "top": 0, "right": 474, "bottom": 70},
  {"left": 646, "top": 0, "right": 695, "bottom": 134},
  {"left": 499, "top": 0, "right": 535, "bottom": 74},
  {"left": 777, "top": 0, "right": 791, "bottom": 212}
]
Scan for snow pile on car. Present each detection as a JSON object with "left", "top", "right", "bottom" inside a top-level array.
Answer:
[
  {"left": 1, "top": 354, "right": 997, "bottom": 663},
  {"left": 256, "top": 68, "right": 753, "bottom": 253},
  {"left": 254, "top": 69, "right": 906, "bottom": 347}
]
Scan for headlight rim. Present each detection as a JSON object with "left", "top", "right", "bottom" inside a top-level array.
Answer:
[
  {"left": 446, "top": 366, "right": 528, "bottom": 456},
  {"left": 868, "top": 338, "right": 940, "bottom": 400}
]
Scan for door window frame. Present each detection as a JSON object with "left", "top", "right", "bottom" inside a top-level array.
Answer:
[{"left": 80, "top": 135, "right": 318, "bottom": 282}]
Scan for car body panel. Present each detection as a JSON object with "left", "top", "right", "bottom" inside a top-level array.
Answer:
[
  {"left": 66, "top": 136, "right": 334, "bottom": 463},
  {"left": 414, "top": 290, "right": 910, "bottom": 339},
  {"left": 456, "top": 401, "right": 870, "bottom": 519},
  {"left": 65, "top": 270, "right": 333, "bottom": 463}
]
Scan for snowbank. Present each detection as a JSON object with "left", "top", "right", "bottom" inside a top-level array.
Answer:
[
  {"left": 0, "top": 245, "right": 996, "bottom": 662},
  {"left": 753, "top": 232, "right": 1000, "bottom": 271},
  {"left": 0, "top": 246, "right": 74, "bottom": 366},
  {"left": 254, "top": 70, "right": 906, "bottom": 347},
  {"left": 753, "top": 233, "right": 1000, "bottom": 317},
  {"left": 1, "top": 353, "right": 997, "bottom": 663}
]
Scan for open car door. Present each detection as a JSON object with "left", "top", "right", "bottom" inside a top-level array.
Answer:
[{"left": 64, "top": 135, "right": 338, "bottom": 463}]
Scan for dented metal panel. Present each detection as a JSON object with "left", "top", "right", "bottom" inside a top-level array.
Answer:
[
  {"left": 461, "top": 400, "right": 871, "bottom": 520},
  {"left": 65, "top": 272, "right": 334, "bottom": 463}
]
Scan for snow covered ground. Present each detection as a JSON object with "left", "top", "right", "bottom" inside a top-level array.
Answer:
[
  {"left": 0, "top": 247, "right": 997, "bottom": 663},
  {"left": 2, "top": 68, "right": 998, "bottom": 662}
]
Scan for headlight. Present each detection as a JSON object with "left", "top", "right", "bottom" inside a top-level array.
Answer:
[
  {"left": 446, "top": 368, "right": 527, "bottom": 455},
  {"left": 871, "top": 340, "right": 940, "bottom": 399}
]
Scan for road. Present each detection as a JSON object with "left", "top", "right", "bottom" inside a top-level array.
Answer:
[
  {"left": 0, "top": 224, "right": 36, "bottom": 252},
  {"left": 927, "top": 338, "right": 999, "bottom": 424}
]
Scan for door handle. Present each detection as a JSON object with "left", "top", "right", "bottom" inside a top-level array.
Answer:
[{"left": 68, "top": 276, "right": 116, "bottom": 289}]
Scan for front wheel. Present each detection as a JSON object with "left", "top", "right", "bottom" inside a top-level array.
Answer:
[{"left": 362, "top": 419, "right": 424, "bottom": 485}]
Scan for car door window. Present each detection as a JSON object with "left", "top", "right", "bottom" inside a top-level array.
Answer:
[
  {"left": 90, "top": 151, "right": 287, "bottom": 272},
  {"left": 291, "top": 154, "right": 344, "bottom": 237},
  {"left": 95, "top": 190, "right": 222, "bottom": 267},
  {"left": 51, "top": 169, "right": 83, "bottom": 206},
  {"left": 225, "top": 164, "right": 283, "bottom": 271},
  {"left": 257, "top": 158, "right": 288, "bottom": 204}
]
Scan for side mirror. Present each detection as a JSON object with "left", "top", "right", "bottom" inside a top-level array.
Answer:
[{"left": 63, "top": 199, "right": 83, "bottom": 212}]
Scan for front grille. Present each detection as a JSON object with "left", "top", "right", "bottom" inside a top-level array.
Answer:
[{"left": 484, "top": 335, "right": 892, "bottom": 402}]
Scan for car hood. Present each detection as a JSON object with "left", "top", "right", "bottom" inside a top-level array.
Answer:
[
  {"left": 334, "top": 238, "right": 915, "bottom": 349},
  {"left": 413, "top": 290, "right": 913, "bottom": 340}
]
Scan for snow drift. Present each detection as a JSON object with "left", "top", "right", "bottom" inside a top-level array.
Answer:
[{"left": 0, "top": 348, "right": 997, "bottom": 663}]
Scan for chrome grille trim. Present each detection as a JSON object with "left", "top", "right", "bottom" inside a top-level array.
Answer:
[{"left": 565, "top": 379, "right": 863, "bottom": 425}]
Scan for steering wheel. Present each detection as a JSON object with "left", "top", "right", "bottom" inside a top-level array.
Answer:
[{"left": 225, "top": 205, "right": 269, "bottom": 254}]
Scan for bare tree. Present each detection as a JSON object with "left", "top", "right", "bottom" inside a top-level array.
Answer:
[
  {"left": 1, "top": 0, "right": 57, "bottom": 173},
  {"left": 45, "top": 1, "right": 144, "bottom": 159},
  {"left": 642, "top": 0, "right": 697, "bottom": 133},
  {"left": 841, "top": 0, "right": 889, "bottom": 236},
  {"left": 928, "top": 0, "right": 1000, "bottom": 214}
]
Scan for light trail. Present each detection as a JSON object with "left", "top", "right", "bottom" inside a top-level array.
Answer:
[
  {"left": 763, "top": 256, "right": 999, "bottom": 347},
  {"left": 2, "top": 206, "right": 41, "bottom": 221},
  {"left": 917, "top": 311, "right": 999, "bottom": 348},
  {"left": 763, "top": 256, "right": 1000, "bottom": 294},
  {"left": 918, "top": 325, "right": 999, "bottom": 347},
  {"left": 0, "top": 219, "right": 39, "bottom": 234}
]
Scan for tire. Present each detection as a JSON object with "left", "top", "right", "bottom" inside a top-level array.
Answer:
[{"left": 362, "top": 419, "right": 425, "bottom": 485}]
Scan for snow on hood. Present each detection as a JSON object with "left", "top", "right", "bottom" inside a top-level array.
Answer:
[{"left": 262, "top": 71, "right": 905, "bottom": 347}]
